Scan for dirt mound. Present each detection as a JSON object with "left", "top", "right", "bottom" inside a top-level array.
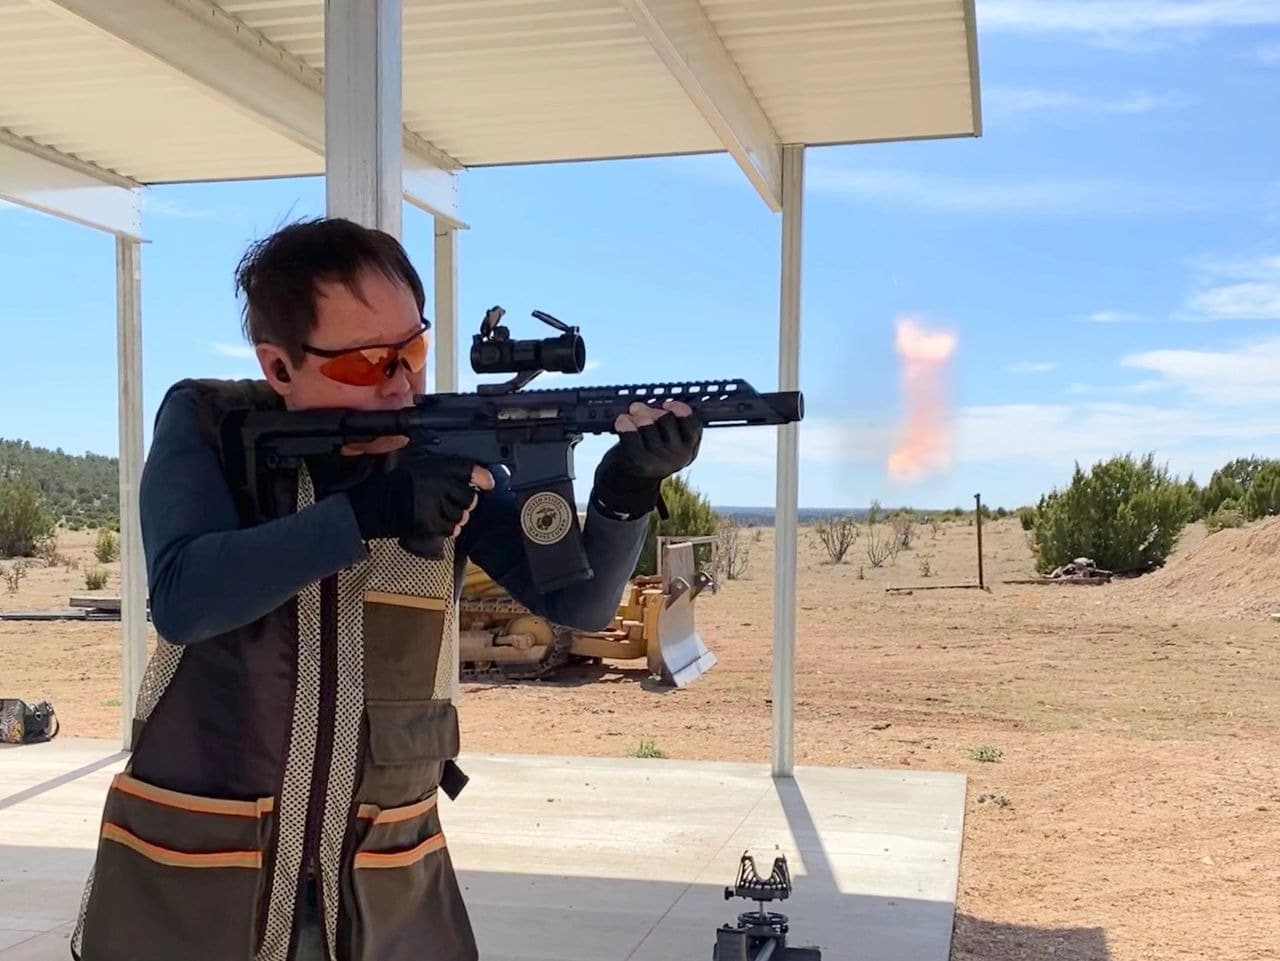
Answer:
[{"left": 1119, "top": 516, "right": 1280, "bottom": 619}]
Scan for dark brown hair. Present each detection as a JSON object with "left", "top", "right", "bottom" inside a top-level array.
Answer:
[{"left": 234, "top": 217, "right": 426, "bottom": 363}]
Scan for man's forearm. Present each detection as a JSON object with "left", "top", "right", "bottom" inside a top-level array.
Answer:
[
  {"left": 146, "top": 496, "right": 367, "bottom": 644},
  {"left": 461, "top": 488, "right": 648, "bottom": 632}
]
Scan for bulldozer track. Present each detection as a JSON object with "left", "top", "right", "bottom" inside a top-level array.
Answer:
[{"left": 458, "top": 598, "right": 577, "bottom": 682}]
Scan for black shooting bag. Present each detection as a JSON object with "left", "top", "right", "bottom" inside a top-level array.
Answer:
[{"left": 0, "top": 698, "right": 59, "bottom": 744}]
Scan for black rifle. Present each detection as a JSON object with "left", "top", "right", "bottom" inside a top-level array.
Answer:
[{"left": 226, "top": 307, "right": 804, "bottom": 594}]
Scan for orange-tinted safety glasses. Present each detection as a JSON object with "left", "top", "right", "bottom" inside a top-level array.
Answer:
[{"left": 302, "top": 320, "right": 430, "bottom": 387}]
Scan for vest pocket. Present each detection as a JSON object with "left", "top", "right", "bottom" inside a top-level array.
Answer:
[
  {"left": 347, "top": 797, "right": 477, "bottom": 961},
  {"left": 76, "top": 772, "right": 276, "bottom": 961},
  {"left": 361, "top": 591, "right": 447, "bottom": 701},
  {"left": 359, "top": 697, "right": 460, "bottom": 808}
]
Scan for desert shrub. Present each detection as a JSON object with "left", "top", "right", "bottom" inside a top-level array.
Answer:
[
  {"left": 1031, "top": 453, "right": 1194, "bottom": 574},
  {"left": 4, "top": 559, "right": 26, "bottom": 593},
  {"left": 1242, "top": 460, "right": 1280, "bottom": 520},
  {"left": 1017, "top": 506, "right": 1037, "bottom": 531},
  {"left": 864, "top": 524, "right": 895, "bottom": 568},
  {"left": 714, "top": 513, "right": 750, "bottom": 580},
  {"left": 814, "top": 514, "right": 859, "bottom": 563},
  {"left": 633, "top": 474, "right": 717, "bottom": 577},
  {"left": 917, "top": 553, "right": 934, "bottom": 577},
  {"left": 95, "top": 528, "right": 120, "bottom": 563},
  {"left": 37, "top": 536, "right": 66, "bottom": 567},
  {"left": 1200, "top": 456, "right": 1276, "bottom": 516},
  {"left": 889, "top": 512, "right": 916, "bottom": 549},
  {"left": 1182, "top": 476, "right": 1204, "bottom": 521},
  {"left": 84, "top": 566, "right": 109, "bottom": 590},
  {"left": 0, "top": 475, "right": 56, "bottom": 558},
  {"left": 1205, "top": 501, "right": 1247, "bottom": 533}
]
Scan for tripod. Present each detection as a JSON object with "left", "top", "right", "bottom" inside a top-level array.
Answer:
[{"left": 712, "top": 852, "right": 822, "bottom": 960}]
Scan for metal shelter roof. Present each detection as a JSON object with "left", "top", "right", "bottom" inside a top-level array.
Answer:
[{"left": 2, "top": 0, "right": 980, "bottom": 227}]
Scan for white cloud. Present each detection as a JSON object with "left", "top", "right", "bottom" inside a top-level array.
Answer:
[
  {"left": 141, "top": 195, "right": 227, "bottom": 220},
  {"left": 209, "top": 341, "right": 256, "bottom": 359},
  {"left": 803, "top": 167, "right": 1208, "bottom": 216},
  {"left": 980, "top": 1, "right": 1280, "bottom": 35},
  {"left": 954, "top": 400, "right": 1280, "bottom": 467},
  {"left": 1181, "top": 255, "right": 1280, "bottom": 320},
  {"left": 1065, "top": 379, "right": 1167, "bottom": 396},
  {"left": 1120, "top": 333, "right": 1280, "bottom": 404},
  {"left": 1087, "top": 309, "right": 1144, "bottom": 323},
  {"left": 1007, "top": 361, "right": 1057, "bottom": 374},
  {"left": 984, "top": 86, "right": 1194, "bottom": 117}
]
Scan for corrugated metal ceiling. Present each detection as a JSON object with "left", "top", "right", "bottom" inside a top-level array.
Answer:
[
  {"left": 2, "top": 0, "right": 978, "bottom": 185},
  {"left": 0, "top": 0, "right": 320, "bottom": 183}
]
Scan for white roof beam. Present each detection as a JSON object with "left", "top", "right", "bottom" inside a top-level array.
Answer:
[
  {"left": 35, "top": 0, "right": 465, "bottom": 228},
  {"left": 0, "top": 128, "right": 143, "bottom": 240},
  {"left": 617, "top": 0, "right": 783, "bottom": 211}
]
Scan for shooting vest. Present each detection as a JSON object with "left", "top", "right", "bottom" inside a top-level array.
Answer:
[{"left": 70, "top": 378, "right": 478, "bottom": 961}]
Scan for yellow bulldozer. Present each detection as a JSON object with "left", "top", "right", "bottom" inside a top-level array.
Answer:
[{"left": 457, "top": 540, "right": 718, "bottom": 687}]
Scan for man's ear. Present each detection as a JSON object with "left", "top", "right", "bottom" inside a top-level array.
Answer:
[{"left": 256, "top": 343, "right": 294, "bottom": 396}]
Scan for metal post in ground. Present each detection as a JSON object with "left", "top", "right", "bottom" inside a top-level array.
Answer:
[{"left": 974, "top": 492, "right": 985, "bottom": 589}]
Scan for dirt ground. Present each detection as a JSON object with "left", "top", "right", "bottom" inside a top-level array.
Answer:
[{"left": 2, "top": 518, "right": 1278, "bottom": 961}]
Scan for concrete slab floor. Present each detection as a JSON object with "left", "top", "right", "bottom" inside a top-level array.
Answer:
[{"left": 0, "top": 739, "right": 966, "bottom": 961}]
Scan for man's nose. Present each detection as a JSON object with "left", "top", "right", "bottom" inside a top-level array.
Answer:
[{"left": 379, "top": 360, "right": 413, "bottom": 396}]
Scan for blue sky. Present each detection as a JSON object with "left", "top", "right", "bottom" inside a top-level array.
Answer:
[{"left": 2, "top": 1, "right": 1279, "bottom": 510}]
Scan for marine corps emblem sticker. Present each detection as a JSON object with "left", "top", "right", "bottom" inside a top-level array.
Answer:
[{"left": 520, "top": 491, "right": 573, "bottom": 545}]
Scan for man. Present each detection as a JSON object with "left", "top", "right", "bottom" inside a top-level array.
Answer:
[{"left": 70, "top": 217, "right": 701, "bottom": 961}]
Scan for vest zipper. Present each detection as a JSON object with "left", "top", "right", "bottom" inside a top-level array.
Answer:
[{"left": 299, "top": 574, "right": 339, "bottom": 957}]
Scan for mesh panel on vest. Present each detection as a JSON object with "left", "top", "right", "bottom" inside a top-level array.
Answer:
[
  {"left": 364, "top": 536, "right": 459, "bottom": 700},
  {"left": 257, "top": 467, "right": 323, "bottom": 961},
  {"left": 69, "top": 864, "right": 93, "bottom": 958},
  {"left": 134, "top": 638, "right": 186, "bottom": 723},
  {"left": 319, "top": 536, "right": 458, "bottom": 957}
]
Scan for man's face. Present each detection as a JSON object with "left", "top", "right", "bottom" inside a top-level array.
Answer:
[{"left": 256, "top": 266, "right": 428, "bottom": 414}]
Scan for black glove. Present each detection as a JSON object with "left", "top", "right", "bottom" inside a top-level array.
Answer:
[
  {"left": 345, "top": 452, "right": 478, "bottom": 542},
  {"left": 592, "top": 406, "right": 703, "bottom": 520}
]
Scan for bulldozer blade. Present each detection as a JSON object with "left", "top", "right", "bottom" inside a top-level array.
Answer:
[{"left": 649, "top": 575, "right": 717, "bottom": 687}]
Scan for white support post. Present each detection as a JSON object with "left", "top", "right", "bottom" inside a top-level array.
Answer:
[
  {"left": 116, "top": 238, "right": 147, "bottom": 749},
  {"left": 324, "top": 0, "right": 403, "bottom": 235},
  {"left": 772, "top": 145, "right": 804, "bottom": 778},
  {"left": 432, "top": 218, "right": 459, "bottom": 393}
]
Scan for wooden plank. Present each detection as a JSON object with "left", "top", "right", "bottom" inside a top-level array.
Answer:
[
  {"left": 886, "top": 584, "right": 985, "bottom": 594},
  {"left": 69, "top": 595, "right": 121, "bottom": 611}
]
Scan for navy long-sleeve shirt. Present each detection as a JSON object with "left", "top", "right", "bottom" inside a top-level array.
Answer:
[{"left": 140, "top": 384, "right": 647, "bottom": 645}]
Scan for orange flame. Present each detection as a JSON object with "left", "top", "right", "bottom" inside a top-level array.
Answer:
[{"left": 887, "top": 316, "right": 956, "bottom": 482}]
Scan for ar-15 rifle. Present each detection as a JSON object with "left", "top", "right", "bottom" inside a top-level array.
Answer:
[{"left": 227, "top": 307, "right": 804, "bottom": 594}]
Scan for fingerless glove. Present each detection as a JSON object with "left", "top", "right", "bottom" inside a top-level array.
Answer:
[{"left": 345, "top": 452, "right": 477, "bottom": 541}]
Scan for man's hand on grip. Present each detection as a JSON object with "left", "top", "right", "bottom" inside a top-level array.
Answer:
[{"left": 346, "top": 452, "right": 494, "bottom": 541}]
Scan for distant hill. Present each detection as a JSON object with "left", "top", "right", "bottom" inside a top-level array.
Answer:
[
  {"left": 712, "top": 505, "right": 994, "bottom": 526},
  {"left": 713, "top": 506, "right": 871, "bottom": 526},
  {"left": 0, "top": 439, "right": 118, "bottom": 530}
]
